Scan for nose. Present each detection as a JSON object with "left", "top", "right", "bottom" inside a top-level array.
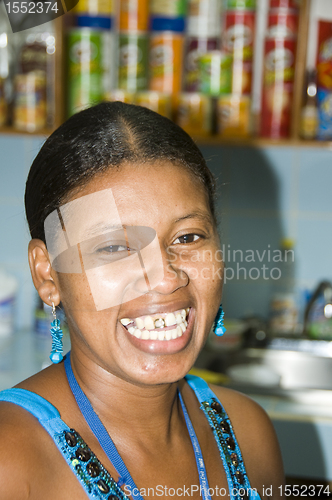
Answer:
[{"left": 147, "top": 248, "right": 189, "bottom": 295}]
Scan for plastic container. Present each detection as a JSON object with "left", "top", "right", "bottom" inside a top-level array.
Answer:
[
  {"left": 305, "top": 281, "right": 332, "bottom": 340},
  {"left": 0, "top": 270, "right": 18, "bottom": 338}
]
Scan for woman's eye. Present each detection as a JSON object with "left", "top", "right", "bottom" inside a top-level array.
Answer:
[{"left": 173, "top": 234, "right": 200, "bottom": 244}]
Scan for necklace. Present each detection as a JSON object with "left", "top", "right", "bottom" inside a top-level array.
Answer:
[{"left": 64, "top": 352, "right": 212, "bottom": 500}]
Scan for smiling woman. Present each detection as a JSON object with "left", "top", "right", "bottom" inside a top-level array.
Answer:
[{"left": 0, "top": 102, "right": 284, "bottom": 500}]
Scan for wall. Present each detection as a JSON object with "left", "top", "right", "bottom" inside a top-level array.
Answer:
[{"left": 0, "top": 135, "right": 331, "bottom": 329}]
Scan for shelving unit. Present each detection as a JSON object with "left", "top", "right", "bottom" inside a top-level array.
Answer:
[{"left": 2, "top": 0, "right": 330, "bottom": 149}]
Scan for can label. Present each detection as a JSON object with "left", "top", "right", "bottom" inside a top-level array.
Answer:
[
  {"left": 119, "top": 0, "right": 149, "bottom": 31},
  {"left": 118, "top": 33, "right": 149, "bottom": 92},
  {"left": 317, "top": 88, "right": 332, "bottom": 140},
  {"left": 267, "top": 10, "right": 299, "bottom": 39},
  {"left": 317, "top": 21, "right": 332, "bottom": 90},
  {"left": 177, "top": 93, "right": 212, "bottom": 136},
  {"left": 199, "top": 51, "right": 233, "bottom": 95},
  {"left": 150, "top": 0, "right": 187, "bottom": 17},
  {"left": 14, "top": 72, "right": 46, "bottom": 132},
  {"left": 183, "top": 37, "right": 219, "bottom": 92},
  {"left": 74, "top": 0, "right": 113, "bottom": 15},
  {"left": 217, "top": 94, "right": 251, "bottom": 137},
  {"left": 269, "top": 0, "right": 299, "bottom": 8},
  {"left": 136, "top": 91, "right": 172, "bottom": 118},
  {"left": 261, "top": 37, "right": 297, "bottom": 138},
  {"left": 226, "top": 0, "right": 256, "bottom": 9},
  {"left": 149, "top": 33, "right": 183, "bottom": 94},
  {"left": 223, "top": 10, "right": 256, "bottom": 94}
]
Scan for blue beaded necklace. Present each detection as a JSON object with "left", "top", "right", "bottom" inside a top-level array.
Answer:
[{"left": 64, "top": 353, "right": 212, "bottom": 500}]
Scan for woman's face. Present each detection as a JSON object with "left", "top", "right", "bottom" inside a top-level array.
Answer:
[{"left": 53, "top": 161, "right": 223, "bottom": 386}]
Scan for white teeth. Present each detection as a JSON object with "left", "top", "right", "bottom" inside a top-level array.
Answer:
[
  {"left": 141, "top": 330, "right": 150, "bottom": 340},
  {"left": 176, "top": 325, "right": 183, "bottom": 337},
  {"left": 155, "top": 318, "right": 165, "bottom": 328},
  {"left": 165, "top": 313, "right": 177, "bottom": 327},
  {"left": 176, "top": 313, "right": 182, "bottom": 324},
  {"left": 128, "top": 327, "right": 136, "bottom": 334},
  {"left": 135, "top": 317, "right": 144, "bottom": 330},
  {"left": 165, "top": 330, "right": 172, "bottom": 340},
  {"left": 150, "top": 330, "right": 158, "bottom": 340},
  {"left": 171, "top": 328, "right": 178, "bottom": 339},
  {"left": 180, "top": 322, "right": 186, "bottom": 332},
  {"left": 158, "top": 331, "right": 165, "bottom": 340},
  {"left": 184, "top": 320, "right": 188, "bottom": 328},
  {"left": 134, "top": 329, "right": 142, "bottom": 338},
  {"left": 144, "top": 316, "right": 155, "bottom": 330},
  {"left": 181, "top": 309, "right": 186, "bottom": 320},
  {"left": 120, "top": 318, "right": 131, "bottom": 326}
]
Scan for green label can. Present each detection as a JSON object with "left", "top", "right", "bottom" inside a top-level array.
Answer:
[
  {"left": 150, "top": 0, "right": 187, "bottom": 17},
  {"left": 118, "top": 33, "right": 149, "bottom": 92},
  {"left": 67, "top": 28, "right": 104, "bottom": 117},
  {"left": 199, "top": 51, "right": 232, "bottom": 96},
  {"left": 226, "top": 0, "right": 256, "bottom": 9}
]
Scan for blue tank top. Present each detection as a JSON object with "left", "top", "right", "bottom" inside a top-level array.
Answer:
[{"left": 0, "top": 375, "right": 261, "bottom": 500}]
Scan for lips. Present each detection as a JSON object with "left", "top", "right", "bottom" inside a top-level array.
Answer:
[{"left": 120, "top": 308, "right": 190, "bottom": 341}]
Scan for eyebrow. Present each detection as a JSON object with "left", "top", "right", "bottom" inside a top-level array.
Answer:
[
  {"left": 174, "top": 211, "right": 214, "bottom": 225},
  {"left": 81, "top": 223, "right": 124, "bottom": 239}
]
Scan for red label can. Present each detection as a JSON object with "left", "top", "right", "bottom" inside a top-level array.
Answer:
[
  {"left": 316, "top": 20, "right": 332, "bottom": 90},
  {"left": 267, "top": 9, "right": 299, "bottom": 39},
  {"left": 223, "top": 10, "right": 256, "bottom": 94},
  {"left": 269, "top": 0, "right": 299, "bottom": 9},
  {"left": 260, "top": 37, "right": 297, "bottom": 138}
]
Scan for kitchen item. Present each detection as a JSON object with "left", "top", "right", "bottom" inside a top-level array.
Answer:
[
  {"left": 13, "top": 72, "right": 47, "bottom": 132},
  {"left": 199, "top": 50, "right": 233, "bottom": 95},
  {"left": 183, "top": 37, "right": 219, "bottom": 92},
  {"left": 305, "top": 281, "right": 332, "bottom": 340},
  {"left": 119, "top": 0, "right": 149, "bottom": 31},
  {"left": 118, "top": 32, "right": 149, "bottom": 92},
  {"left": 149, "top": 31, "right": 184, "bottom": 95}
]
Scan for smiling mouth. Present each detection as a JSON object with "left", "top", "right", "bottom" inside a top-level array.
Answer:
[{"left": 120, "top": 308, "right": 190, "bottom": 341}]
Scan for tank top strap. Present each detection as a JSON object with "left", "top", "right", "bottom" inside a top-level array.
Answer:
[
  {"left": 185, "top": 374, "right": 260, "bottom": 500},
  {"left": 0, "top": 388, "right": 127, "bottom": 500}
]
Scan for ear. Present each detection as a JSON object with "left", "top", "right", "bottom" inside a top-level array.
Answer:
[{"left": 28, "top": 239, "right": 60, "bottom": 307}]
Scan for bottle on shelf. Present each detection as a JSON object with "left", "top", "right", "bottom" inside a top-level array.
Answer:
[{"left": 300, "top": 69, "right": 318, "bottom": 140}]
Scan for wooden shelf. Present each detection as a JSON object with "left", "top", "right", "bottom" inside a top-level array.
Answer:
[
  {"left": 193, "top": 136, "right": 332, "bottom": 148},
  {"left": 0, "top": 126, "right": 54, "bottom": 137}
]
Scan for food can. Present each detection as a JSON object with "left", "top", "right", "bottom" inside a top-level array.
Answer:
[
  {"left": 316, "top": 20, "right": 332, "bottom": 91},
  {"left": 67, "top": 28, "right": 106, "bottom": 116},
  {"left": 183, "top": 37, "right": 219, "bottom": 92},
  {"left": 269, "top": 0, "right": 299, "bottom": 9},
  {"left": 74, "top": 0, "right": 113, "bottom": 15},
  {"left": 119, "top": 0, "right": 149, "bottom": 31},
  {"left": 226, "top": 0, "right": 256, "bottom": 9},
  {"left": 118, "top": 32, "right": 149, "bottom": 92},
  {"left": 266, "top": 9, "right": 299, "bottom": 39},
  {"left": 223, "top": 10, "right": 256, "bottom": 94},
  {"left": 317, "top": 88, "right": 332, "bottom": 141},
  {"left": 0, "top": 78, "right": 7, "bottom": 126},
  {"left": 199, "top": 51, "right": 233, "bottom": 95},
  {"left": 260, "top": 37, "right": 297, "bottom": 138},
  {"left": 177, "top": 93, "right": 212, "bottom": 136},
  {"left": 187, "top": 0, "right": 221, "bottom": 37},
  {"left": 13, "top": 72, "right": 47, "bottom": 132},
  {"left": 136, "top": 91, "right": 172, "bottom": 118},
  {"left": 150, "top": 0, "right": 187, "bottom": 17},
  {"left": 216, "top": 94, "right": 251, "bottom": 137},
  {"left": 149, "top": 32, "right": 184, "bottom": 95},
  {"left": 106, "top": 89, "right": 136, "bottom": 103}
]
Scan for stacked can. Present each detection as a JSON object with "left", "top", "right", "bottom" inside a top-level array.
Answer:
[
  {"left": 260, "top": 0, "right": 299, "bottom": 138},
  {"left": 177, "top": 0, "right": 223, "bottom": 136},
  {"left": 148, "top": 0, "right": 186, "bottom": 115},
  {"left": 217, "top": 0, "right": 256, "bottom": 137},
  {"left": 316, "top": 20, "right": 332, "bottom": 140},
  {"left": 116, "top": 0, "right": 149, "bottom": 96},
  {"left": 67, "top": 4, "right": 114, "bottom": 117}
]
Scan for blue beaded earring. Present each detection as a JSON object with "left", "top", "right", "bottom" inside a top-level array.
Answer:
[
  {"left": 50, "top": 302, "right": 63, "bottom": 364},
  {"left": 214, "top": 304, "right": 226, "bottom": 336}
]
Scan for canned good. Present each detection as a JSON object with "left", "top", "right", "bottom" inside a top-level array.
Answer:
[
  {"left": 223, "top": 10, "right": 256, "bottom": 94},
  {"left": 260, "top": 37, "right": 297, "bottom": 138},
  {"left": 136, "top": 91, "right": 172, "bottom": 118},
  {"left": 67, "top": 28, "right": 108, "bottom": 116},
  {"left": 74, "top": 0, "right": 113, "bottom": 15},
  {"left": 226, "top": 0, "right": 256, "bottom": 9},
  {"left": 187, "top": 0, "right": 221, "bottom": 37},
  {"left": 183, "top": 37, "right": 219, "bottom": 92},
  {"left": 217, "top": 94, "right": 251, "bottom": 137},
  {"left": 13, "top": 72, "right": 47, "bottom": 132},
  {"left": 150, "top": 0, "right": 187, "bottom": 17},
  {"left": 269, "top": 0, "right": 299, "bottom": 9},
  {"left": 106, "top": 89, "right": 136, "bottom": 103},
  {"left": 267, "top": 9, "right": 299, "bottom": 39},
  {"left": 177, "top": 93, "right": 212, "bottom": 136},
  {"left": 118, "top": 32, "right": 149, "bottom": 92},
  {"left": 119, "top": 0, "right": 149, "bottom": 31},
  {"left": 199, "top": 51, "right": 233, "bottom": 95},
  {"left": 149, "top": 32, "right": 184, "bottom": 95},
  {"left": 317, "top": 20, "right": 332, "bottom": 91},
  {"left": 317, "top": 88, "right": 332, "bottom": 140},
  {"left": 0, "top": 78, "right": 7, "bottom": 126}
]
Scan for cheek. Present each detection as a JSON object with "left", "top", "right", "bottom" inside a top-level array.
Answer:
[{"left": 57, "top": 272, "right": 96, "bottom": 313}]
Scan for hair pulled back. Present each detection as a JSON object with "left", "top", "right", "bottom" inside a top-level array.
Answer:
[{"left": 25, "top": 101, "right": 216, "bottom": 243}]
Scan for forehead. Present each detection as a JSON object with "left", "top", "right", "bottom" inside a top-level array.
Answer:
[{"left": 67, "top": 161, "right": 211, "bottom": 228}]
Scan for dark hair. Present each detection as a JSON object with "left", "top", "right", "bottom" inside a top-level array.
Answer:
[{"left": 25, "top": 101, "right": 216, "bottom": 242}]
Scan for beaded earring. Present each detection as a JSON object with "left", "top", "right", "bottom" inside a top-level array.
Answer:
[
  {"left": 50, "top": 302, "right": 63, "bottom": 364},
  {"left": 214, "top": 304, "right": 226, "bottom": 336}
]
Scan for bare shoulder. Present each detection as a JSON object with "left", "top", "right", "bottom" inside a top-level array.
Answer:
[{"left": 209, "top": 384, "right": 285, "bottom": 499}]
